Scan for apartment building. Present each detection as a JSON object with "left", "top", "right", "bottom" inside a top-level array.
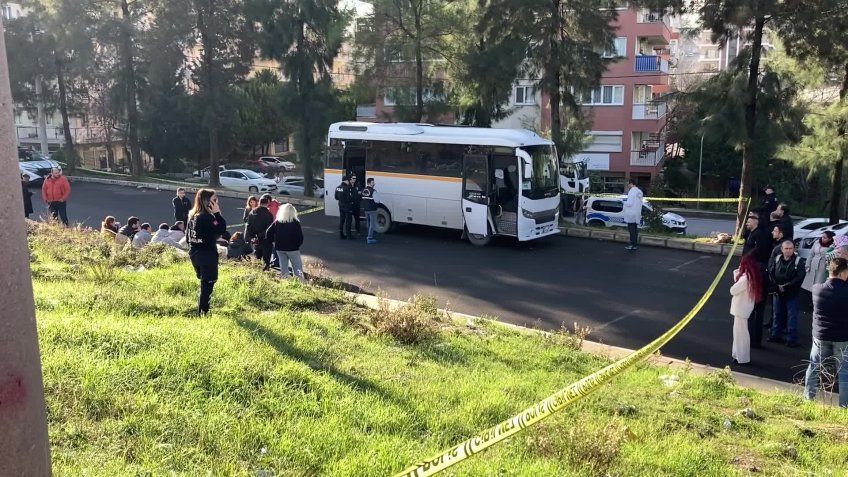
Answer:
[{"left": 568, "top": 6, "right": 678, "bottom": 193}]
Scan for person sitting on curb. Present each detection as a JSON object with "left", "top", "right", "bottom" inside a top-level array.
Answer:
[
  {"left": 151, "top": 223, "right": 182, "bottom": 248},
  {"left": 227, "top": 232, "right": 253, "bottom": 260},
  {"left": 132, "top": 223, "right": 153, "bottom": 249}
]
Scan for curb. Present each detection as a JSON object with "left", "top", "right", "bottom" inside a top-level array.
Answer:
[
  {"left": 68, "top": 175, "right": 323, "bottom": 208},
  {"left": 559, "top": 226, "right": 741, "bottom": 257},
  {"left": 341, "top": 291, "right": 834, "bottom": 404}
]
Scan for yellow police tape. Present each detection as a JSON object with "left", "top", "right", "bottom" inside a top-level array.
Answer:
[
  {"left": 563, "top": 192, "right": 741, "bottom": 203},
  {"left": 227, "top": 205, "right": 324, "bottom": 230},
  {"left": 391, "top": 198, "right": 751, "bottom": 477}
]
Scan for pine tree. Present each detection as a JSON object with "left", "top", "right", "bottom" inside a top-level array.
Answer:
[
  {"left": 250, "top": 0, "right": 348, "bottom": 195},
  {"left": 777, "top": 0, "right": 848, "bottom": 222}
]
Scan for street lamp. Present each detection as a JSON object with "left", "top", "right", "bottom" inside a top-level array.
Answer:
[
  {"left": 696, "top": 115, "right": 713, "bottom": 210},
  {"left": 697, "top": 131, "right": 704, "bottom": 209}
]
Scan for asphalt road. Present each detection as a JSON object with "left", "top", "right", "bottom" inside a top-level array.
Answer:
[{"left": 29, "top": 182, "right": 815, "bottom": 384}]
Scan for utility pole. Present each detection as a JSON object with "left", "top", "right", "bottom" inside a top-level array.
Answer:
[
  {"left": 697, "top": 132, "right": 705, "bottom": 210},
  {"left": 0, "top": 16, "right": 53, "bottom": 477},
  {"left": 36, "top": 76, "right": 49, "bottom": 155}
]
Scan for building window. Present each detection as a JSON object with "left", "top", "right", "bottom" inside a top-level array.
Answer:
[
  {"left": 2, "top": 5, "right": 12, "bottom": 19},
  {"left": 580, "top": 85, "right": 625, "bottom": 106},
  {"left": 633, "top": 85, "right": 653, "bottom": 104},
  {"left": 383, "top": 85, "right": 445, "bottom": 106},
  {"left": 514, "top": 86, "right": 535, "bottom": 105},
  {"left": 585, "top": 132, "right": 623, "bottom": 153},
  {"left": 602, "top": 37, "right": 627, "bottom": 58},
  {"left": 274, "top": 138, "right": 289, "bottom": 153}
]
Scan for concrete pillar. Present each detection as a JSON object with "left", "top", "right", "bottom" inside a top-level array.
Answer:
[{"left": 0, "top": 16, "right": 53, "bottom": 477}]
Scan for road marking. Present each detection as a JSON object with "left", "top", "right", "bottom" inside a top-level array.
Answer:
[
  {"left": 593, "top": 309, "right": 642, "bottom": 332},
  {"left": 669, "top": 255, "right": 712, "bottom": 272}
]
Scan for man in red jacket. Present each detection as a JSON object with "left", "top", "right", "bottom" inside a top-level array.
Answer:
[{"left": 41, "top": 168, "right": 71, "bottom": 225}]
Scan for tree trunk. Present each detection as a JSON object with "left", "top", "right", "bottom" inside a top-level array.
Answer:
[
  {"left": 295, "top": 17, "right": 314, "bottom": 196},
  {"left": 737, "top": 13, "right": 766, "bottom": 230},
  {"left": 55, "top": 55, "right": 76, "bottom": 173},
  {"left": 830, "top": 63, "right": 848, "bottom": 224},
  {"left": 120, "top": 0, "right": 143, "bottom": 177},
  {"left": 414, "top": 8, "right": 424, "bottom": 123},
  {"left": 0, "top": 18, "right": 52, "bottom": 474},
  {"left": 198, "top": 9, "right": 220, "bottom": 187},
  {"left": 209, "top": 124, "right": 220, "bottom": 187},
  {"left": 549, "top": 1, "right": 564, "bottom": 155}
]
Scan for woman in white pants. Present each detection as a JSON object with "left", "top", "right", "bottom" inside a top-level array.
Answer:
[{"left": 730, "top": 254, "right": 763, "bottom": 365}]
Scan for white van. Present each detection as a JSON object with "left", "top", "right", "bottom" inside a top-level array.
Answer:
[{"left": 584, "top": 196, "right": 687, "bottom": 234}]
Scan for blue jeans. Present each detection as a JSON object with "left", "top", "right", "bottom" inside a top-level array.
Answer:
[
  {"left": 804, "top": 339, "right": 848, "bottom": 408},
  {"left": 770, "top": 294, "right": 799, "bottom": 344},
  {"left": 366, "top": 210, "right": 378, "bottom": 240}
]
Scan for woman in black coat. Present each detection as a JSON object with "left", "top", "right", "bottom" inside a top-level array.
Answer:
[{"left": 21, "top": 174, "right": 33, "bottom": 218}]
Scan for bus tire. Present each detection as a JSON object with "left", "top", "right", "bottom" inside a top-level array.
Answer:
[
  {"left": 466, "top": 226, "right": 492, "bottom": 246},
  {"left": 374, "top": 207, "right": 393, "bottom": 234}
]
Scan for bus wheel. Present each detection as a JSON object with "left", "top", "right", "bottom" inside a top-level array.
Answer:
[
  {"left": 466, "top": 227, "right": 492, "bottom": 246},
  {"left": 374, "top": 207, "right": 393, "bottom": 234}
]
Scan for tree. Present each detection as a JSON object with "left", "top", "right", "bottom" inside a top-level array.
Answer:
[
  {"left": 478, "top": 0, "right": 618, "bottom": 157},
  {"left": 699, "top": 0, "right": 784, "bottom": 226},
  {"left": 446, "top": 2, "right": 525, "bottom": 127},
  {"left": 668, "top": 47, "right": 806, "bottom": 203},
  {"left": 354, "top": 0, "right": 462, "bottom": 122},
  {"left": 154, "top": 0, "right": 255, "bottom": 187},
  {"left": 251, "top": 0, "right": 348, "bottom": 196},
  {"left": 777, "top": 0, "right": 848, "bottom": 223},
  {"left": 19, "top": 0, "right": 96, "bottom": 173},
  {"left": 233, "top": 70, "right": 289, "bottom": 157}
]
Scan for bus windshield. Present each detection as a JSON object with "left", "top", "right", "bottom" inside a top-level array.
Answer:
[{"left": 521, "top": 145, "right": 559, "bottom": 200}]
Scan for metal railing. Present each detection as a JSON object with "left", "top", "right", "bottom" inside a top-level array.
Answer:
[
  {"left": 634, "top": 56, "right": 669, "bottom": 73},
  {"left": 630, "top": 150, "right": 661, "bottom": 167},
  {"left": 631, "top": 101, "right": 668, "bottom": 120}
]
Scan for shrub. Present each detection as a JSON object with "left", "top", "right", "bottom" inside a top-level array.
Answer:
[{"left": 370, "top": 294, "right": 441, "bottom": 344}]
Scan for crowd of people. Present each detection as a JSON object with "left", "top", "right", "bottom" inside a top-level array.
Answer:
[
  {"left": 732, "top": 185, "right": 848, "bottom": 407},
  {"left": 21, "top": 170, "right": 845, "bottom": 406}
]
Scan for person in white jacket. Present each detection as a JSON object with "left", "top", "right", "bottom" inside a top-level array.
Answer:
[
  {"left": 730, "top": 254, "right": 764, "bottom": 365},
  {"left": 623, "top": 178, "right": 643, "bottom": 250}
]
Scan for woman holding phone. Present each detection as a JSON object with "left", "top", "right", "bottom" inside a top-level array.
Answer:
[{"left": 186, "top": 189, "right": 227, "bottom": 315}]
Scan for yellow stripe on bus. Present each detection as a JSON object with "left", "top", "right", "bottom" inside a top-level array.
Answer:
[{"left": 324, "top": 169, "right": 462, "bottom": 183}]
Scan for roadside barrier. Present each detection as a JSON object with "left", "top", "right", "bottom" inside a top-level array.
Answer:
[{"left": 391, "top": 198, "right": 750, "bottom": 477}]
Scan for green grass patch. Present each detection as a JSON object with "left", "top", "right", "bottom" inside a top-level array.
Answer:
[{"left": 30, "top": 222, "right": 848, "bottom": 476}]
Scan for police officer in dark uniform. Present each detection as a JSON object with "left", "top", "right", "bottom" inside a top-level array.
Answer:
[
  {"left": 361, "top": 177, "right": 380, "bottom": 244},
  {"left": 335, "top": 174, "right": 356, "bottom": 239},
  {"left": 350, "top": 173, "right": 363, "bottom": 235},
  {"left": 185, "top": 188, "right": 227, "bottom": 315}
]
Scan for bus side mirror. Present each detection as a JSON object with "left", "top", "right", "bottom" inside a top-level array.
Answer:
[{"left": 523, "top": 160, "right": 533, "bottom": 180}]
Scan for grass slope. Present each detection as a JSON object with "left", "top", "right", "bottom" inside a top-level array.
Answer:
[{"left": 29, "top": 223, "right": 848, "bottom": 476}]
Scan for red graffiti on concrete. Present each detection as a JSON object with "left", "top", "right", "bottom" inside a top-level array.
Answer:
[{"left": 0, "top": 374, "right": 27, "bottom": 413}]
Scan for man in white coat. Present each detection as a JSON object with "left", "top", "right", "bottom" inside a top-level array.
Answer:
[{"left": 623, "top": 178, "right": 643, "bottom": 251}]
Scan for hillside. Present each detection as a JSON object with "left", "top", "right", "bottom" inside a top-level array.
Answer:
[{"left": 28, "top": 223, "right": 848, "bottom": 476}]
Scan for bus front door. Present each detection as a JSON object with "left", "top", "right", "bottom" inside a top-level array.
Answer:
[{"left": 462, "top": 154, "right": 491, "bottom": 244}]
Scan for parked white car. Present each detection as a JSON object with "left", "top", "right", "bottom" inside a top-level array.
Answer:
[
  {"left": 797, "top": 221, "right": 848, "bottom": 261},
  {"left": 258, "top": 156, "right": 296, "bottom": 171},
  {"left": 219, "top": 169, "right": 278, "bottom": 193},
  {"left": 793, "top": 218, "right": 843, "bottom": 243},
  {"left": 19, "top": 164, "right": 42, "bottom": 186},
  {"left": 583, "top": 195, "right": 687, "bottom": 234},
  {"left": 276, "top": 176, "right": 324, "bottom": 196}
]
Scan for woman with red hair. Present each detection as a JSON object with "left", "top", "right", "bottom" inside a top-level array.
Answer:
[{"left": 730, "top": 254, "right": 764, "bottom": 364}]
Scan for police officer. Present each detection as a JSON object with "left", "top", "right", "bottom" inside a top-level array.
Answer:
[
  {"left": 350, "top": 173, "right": 363, "bottom": 235},
  {"left": 185, "top": 188, "right": 227, "bottom": 315},
  {"left": 335, "top": 174, "right": 356, "bottom": 239},
  {"left": 361, "top": 177, "right": 381, "bottom": 244}
]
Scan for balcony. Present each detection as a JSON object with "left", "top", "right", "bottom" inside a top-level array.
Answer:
[
  {"left": 637, "top": 10, "right": 671, "bottom": 26},
  {"left": 630, "top": 150, "right": 661, "bottom": 167},
  {"left": 635, "top": 56, "right": 669, "bottom": 73},
  {"left": 632, "top": 101, "right": 667, "bottom": 120}
]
